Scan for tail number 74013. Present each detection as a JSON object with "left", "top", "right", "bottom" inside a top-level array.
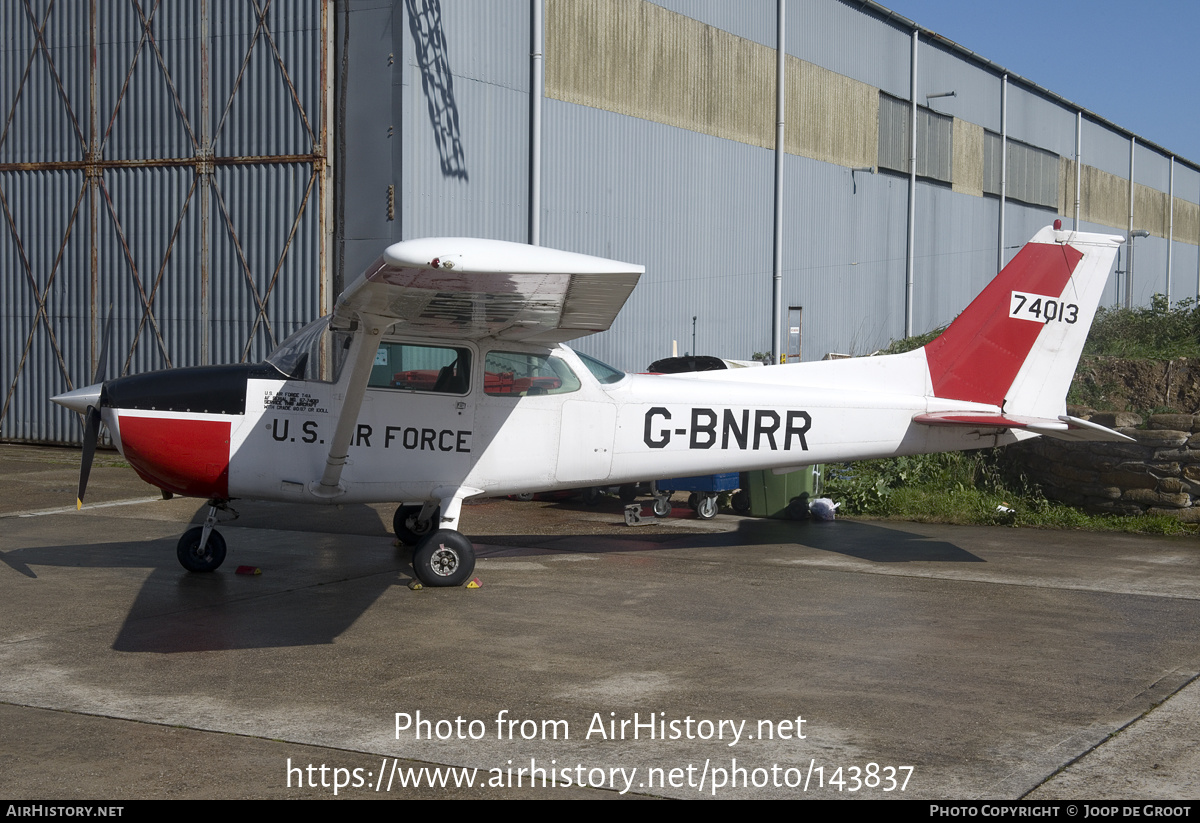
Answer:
[{"left": 1010, "top": 291, "right": 1078, "bottom": 324}]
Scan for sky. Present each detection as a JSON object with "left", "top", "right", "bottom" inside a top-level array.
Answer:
[{"left": 879, "top": 0, "right": 1200, "bottom": 165}]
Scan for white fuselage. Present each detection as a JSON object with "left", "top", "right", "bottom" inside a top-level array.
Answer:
[{"left": 174, "top": 343, "right": 1016, "bottom": 506}]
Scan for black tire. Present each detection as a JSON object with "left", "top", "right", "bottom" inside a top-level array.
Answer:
[
  {"left": 515, "top": 492, "right": 535, "bottom": 502},
  {"left": 394, "top": 504, "right": 439, "bottom": 546},
  {"left": 618, "top": 484, "right": 638, "bottom": 503},
  {"left": 176, "top": 526, "right": 227, "bottom": 572},
  {"left": 652, "top": 496, "right": 672, "bottom": 518},
  {"left": 412, "top": 530, "right": 475, "bottom": 587},
  {"left": 696, "top": 495, "right": 718, "bottom": 520},
  {"left": 687, "top": 492, "right": 700, "bottom": 511},
  {"left": 731, "top": 490, "right": 750, "bottom": 514},
  {"left": 582, "top": 487, "right": 601, "bottom": 506}
]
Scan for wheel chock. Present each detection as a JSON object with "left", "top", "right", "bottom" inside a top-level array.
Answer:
[
  {"left": 624, "top": 504, "right": 660, "bottom": 527},
  {"left": 408, "top": 579, "right": 424, "bottom": 590},
  {"left": 235, "top": 565, "right": 260, "bottom": 575},
  {"left": 466, "top": 577, "right": 483, "bottom": 589}
]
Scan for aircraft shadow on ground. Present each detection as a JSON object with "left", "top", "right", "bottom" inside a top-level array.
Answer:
[
  {"left": 0, "top": 501, "right": 979, "bottom": 655},
  {"left": 480, "top": 499, "right": 985, "bottom": 564},
  {"left": 1, "top": 502, "right": 416, "bottom": 654}
]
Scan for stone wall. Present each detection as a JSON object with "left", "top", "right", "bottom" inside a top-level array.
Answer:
[{"left": 1009, "top": 413, "right": 1200, "bottom": 523}]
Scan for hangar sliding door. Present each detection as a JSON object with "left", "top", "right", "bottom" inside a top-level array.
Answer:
[{"left": 0, "top": 0, "right": 331, "bottom": 444}]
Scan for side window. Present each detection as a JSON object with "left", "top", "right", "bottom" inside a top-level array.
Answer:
[
  {"left": 484, "top": 351, "right": 581, "bottom": 397},
  {"left": 575, "top": 351, "right": 626, "bottom": 384},
  {"left": 369, "top": 342, "right": 471, "bottom": 394}
]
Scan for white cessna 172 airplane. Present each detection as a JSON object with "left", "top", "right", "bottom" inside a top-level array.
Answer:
[{"left": 53, "top": 223, "right": 1131, "bottom": 585}]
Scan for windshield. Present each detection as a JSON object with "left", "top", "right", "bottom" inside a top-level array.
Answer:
[{"left": 264, "top": 317, "right": 353, "bottom": 382}]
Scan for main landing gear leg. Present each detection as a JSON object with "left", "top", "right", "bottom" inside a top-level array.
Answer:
[
  {"left": 177, "top": 499, "right": 230, "bottom": 572},
  {"left": 409, "top": 490, "right": 477, "bottom": 587}
]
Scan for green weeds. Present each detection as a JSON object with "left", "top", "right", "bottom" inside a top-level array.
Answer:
[
  {"left": 823, "top": 451, "right": 1192, "bottom": 534},
  {"left": 1084, "top": 296, "right": 1200, "bottom": 359}
]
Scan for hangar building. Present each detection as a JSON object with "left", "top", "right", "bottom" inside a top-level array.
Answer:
[{"left": 2, "top": 0, "right": 1197, "bottom": 443}]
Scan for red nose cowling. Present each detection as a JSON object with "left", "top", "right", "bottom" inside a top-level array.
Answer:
[{"left": 118, "top": 415, "right": 232, "bottom": 498}]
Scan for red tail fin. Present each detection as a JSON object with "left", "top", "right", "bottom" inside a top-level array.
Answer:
[{"left": 923, "top": 232, "right": 1087, "bottom": 408}]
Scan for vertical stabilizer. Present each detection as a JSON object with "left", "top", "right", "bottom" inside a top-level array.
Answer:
[{"left": 922, "top": 226, "right": 1122, "bottom": 417}]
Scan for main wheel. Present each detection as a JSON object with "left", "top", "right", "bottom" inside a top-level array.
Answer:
[
  {"left": 394, "top": 504, "right": 439, "bottom": 546},
  {"left": 687, "top": 492, "right": 700, "bottom": 511},
  {"left": 412, "top": 530, "right": 475, "bottom": 587},
  {"left": 695, "top": 495, "right": 718, "bottom": 520},
  {"left": 582, "top": 487, "right": 601, "bottom": 506},
  {"left": 618, "top": 484, "right": 638, "bottom": 503},
  {"left": 176, "top": 527, "right": 227, "bottom": 572}
]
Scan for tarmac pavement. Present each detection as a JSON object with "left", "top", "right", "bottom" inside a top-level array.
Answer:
[{"left": 1, "top": 444, "right": 1199, "bottom": 800}]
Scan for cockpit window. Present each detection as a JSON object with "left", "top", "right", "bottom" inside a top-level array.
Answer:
[
  {"left": 264, "top": 317, "right": 353, "bottom": 383},
  {"left": 369, "top": 341, "right": 471, "bottom": 394},
  {"left": 575, "top": 351, "right": 626, "bottom": 385},
  {"left": 483, "top": 351, "right": 581, "bottom": 396}
]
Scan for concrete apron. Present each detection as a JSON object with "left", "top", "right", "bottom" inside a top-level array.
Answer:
[{"left": 2, "top": 445, "right": 1199, "bottom": 799}]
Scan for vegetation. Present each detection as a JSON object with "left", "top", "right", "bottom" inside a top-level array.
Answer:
[
  {"left": 878, "top": 324, "right": 946, "bottom": 355},
  {"left": 822, "top": 450, "right": 1191, "bottom": 534},
  {"left": 1083, "top": 296, "right": 1200, "bottom": 359}
]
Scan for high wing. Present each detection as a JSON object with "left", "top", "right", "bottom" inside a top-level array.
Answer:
[
  {"left": 334, "top": 237, "right": 644, "bottom": 343},
  {"left": 314, "top": 238, "right": 644, "bottom": 499}
]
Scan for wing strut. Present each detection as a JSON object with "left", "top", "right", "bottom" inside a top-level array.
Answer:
[{"left": 311, "top": 312, "right": 390, "bottom": 498}]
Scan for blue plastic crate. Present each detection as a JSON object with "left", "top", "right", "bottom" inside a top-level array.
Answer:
[{"left": 653, "top": 472, "right": 740, "bottom": 492}]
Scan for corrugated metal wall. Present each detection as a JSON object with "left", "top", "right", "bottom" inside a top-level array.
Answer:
[
  {"left": 1135, "top": 143, "right": 1172, "bottom": 192},
  {"left": 398, "top": 0, "right": 531, "bottom": 243},
  {"left": 918, "top": 41, "right": 1001, "bottom": 132},
  {"left": 781, "top": 156, "right": 909, "bottom": 358},
  {"left": 1004, "top": 85, "right": 1076, "bottom": 158},
  {"left": 878, "top": 96, "right": 951, "bottom": 183},
  {"left": 544, "top": 100, "right": 775, "bottom": 369},
  {"left": 789, "top": 0, "right": 910, "bottom": 99},
  {"left": 1, "top": 0, "right": 330, "bottom": 444},
  {"left": 913, "top": 186, "right": 1001, "bottom": 334},
  {"left": 1082, "top": 116, "right": 1133, "bottom": 179},
  {"left": 652, "top": 0, "right": 777, "bottom": 49}
]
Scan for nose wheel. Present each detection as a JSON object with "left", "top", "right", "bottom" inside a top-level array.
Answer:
[
  {"left": 177, "top": 526, "right": 227, "bottom": 572},
  {"left": 176, "top": 499, "right": 232, "bottom": 572}
]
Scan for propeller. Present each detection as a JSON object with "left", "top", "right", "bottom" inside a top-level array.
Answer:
[{"left": 51, "top": 308, "right": 112, "bottom": 510}]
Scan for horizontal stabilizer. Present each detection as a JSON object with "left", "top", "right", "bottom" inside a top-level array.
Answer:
[{"left": 914, "top": 412, "right": 1134, "bottom": 442}]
